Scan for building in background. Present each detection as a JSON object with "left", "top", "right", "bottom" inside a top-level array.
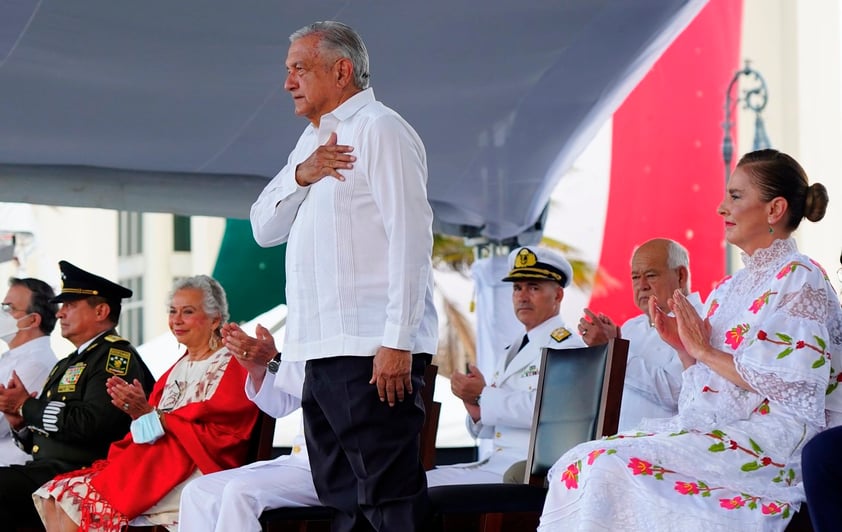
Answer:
[
  {"left": 0, "top": 207, "right": 225, "bottom": 355},
  {"left": 738, "top": 0, "right": 841, "bottom": 282}
]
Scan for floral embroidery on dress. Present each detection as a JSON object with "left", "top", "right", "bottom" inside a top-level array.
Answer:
[
  {"left": 753, "top": 399, "right": 770, "bottom": 415},
  {"left": 704, "top": 430, "right": 785, "bottom": 471},
  {"left": 717, "top": 494, "right": 792, "bottom": 518},
  {"left": 827, "top": 367, "right": 842, "bottom": 395},
  {"left": 748, "top": 290, "right": 777, "bottom": 314},
  {"left": 706, "top": 299, "right": 719, "bottom": 319},
  {"left": 713, "top": 276, "right": 732, "bottom": 290},
  {"left": 605, "top": 432, "right": 656, "bottom": 440},
  {"left": 808, "top": 258, "right": 829, "bottom": 281},
  {"left": 587, "top": 449, "right": 606, "bottom": 464},
  {"left": 556, "top": 435, "right": 796, "bottom": 520},
  {"left": 725, "top": 324, "right": 749, "bottom": 350},
  {"left": 628, "top": 457, "right": 673, "bottom": 479},
  {"left": 675, "top": 481, "right": 702, "bottom": 495},
  {"left": 561, "top": 444, "right": 794, "bottom": 519},
  {"left": 673, "top": 473, "right": 793, "bottom": 518},
  {"left": 562, "top": 462, "right": 580, "bottom": 489},
  {"left": 720, "top": 495, "right": 747, "bottom": 509},
  {"left": 807, "top": 336, "right": 830, "bottom": 368},
  {"left": 755, "top": 330, "right": 826, "bottom": 364},
  {"left": 762, "top": 502, "right": 786, "bottom": 515},
  {"left": 775, "top": 261, "right": 811, "bottom": 280},
  {"left": 771, "top": 467, "right": 797, "bottom": 486}
]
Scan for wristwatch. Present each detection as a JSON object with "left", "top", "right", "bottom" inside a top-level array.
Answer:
[
  {"left": 474, "top": 394, "right": 481, "bottom": 406},
  {"left": 267, "top": 352, "right": 282, "bottom": 374}
]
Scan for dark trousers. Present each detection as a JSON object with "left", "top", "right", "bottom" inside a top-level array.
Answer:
[
  {"left": 0, "top": 459, "right": 80, "bottom": 529},
  {"left": 303, "top": 354, "right": 430, "bottom": 532},
  {"left": 802, "top": 425, "right": 842, "bottom": 532}
]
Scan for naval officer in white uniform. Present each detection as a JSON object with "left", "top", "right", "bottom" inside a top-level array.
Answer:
[{"left": 426, "top": 246, "right": 585, "bottom": 485}]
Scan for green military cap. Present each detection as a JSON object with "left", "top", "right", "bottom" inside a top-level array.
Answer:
[{"left": 50, "top": 261, "right": 133, "bottom": 303}]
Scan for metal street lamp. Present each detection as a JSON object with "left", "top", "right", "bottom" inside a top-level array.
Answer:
[
  {"left": 722, "top": 60, "right": 771, "bottom": 183},
  {"left": 722, "top": 61, "right": 771, "bottom": 275}
]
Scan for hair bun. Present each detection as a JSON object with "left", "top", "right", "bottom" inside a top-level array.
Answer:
[{"left": 804, "top": 182, "right": 829, "bottom": 222}]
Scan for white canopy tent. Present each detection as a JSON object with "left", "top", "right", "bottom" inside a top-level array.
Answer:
[
  {"left": 0, "top": 0, "right": 707, "bottom": 244},
  {"left": 5, "top": 0, "right": 711, "bottom": 449}
]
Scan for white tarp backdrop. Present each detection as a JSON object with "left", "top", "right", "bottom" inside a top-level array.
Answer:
[{"left": 0, "top": 0, "right": 706, "bottom": 242}]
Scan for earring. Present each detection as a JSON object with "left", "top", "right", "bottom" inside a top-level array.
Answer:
[
  {"left": 208, "top": 334, "right": 219, "bottom": 351},
  {"left": 768, "top": 225, "right": 774, "bottom": 234}
]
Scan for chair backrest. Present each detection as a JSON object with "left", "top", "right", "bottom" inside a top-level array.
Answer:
[
  {"left": 420, "top": 363, "right": 440, "bottom": 470},
  {"left": 247, "top": 409, "right": 277, "bottom": 462},
  {"left": 524, "top": 338, "right": 629, "bottom": 485}
]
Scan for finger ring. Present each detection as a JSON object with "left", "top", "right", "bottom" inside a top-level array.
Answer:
[
  {"left": 242, "top": 350, "right": 248, "bottom": 358},
  {"left": 123, "top": 403, "right": 129, "bottom": 411}
]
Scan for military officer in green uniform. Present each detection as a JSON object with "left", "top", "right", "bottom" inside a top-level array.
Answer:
[{"left": 0, "top": 260, "right": 155, "bottom": 528}]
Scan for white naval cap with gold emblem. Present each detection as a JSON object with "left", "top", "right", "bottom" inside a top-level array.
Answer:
[{"left": 501, "top": 246, "right": 573, "bottom": 288}]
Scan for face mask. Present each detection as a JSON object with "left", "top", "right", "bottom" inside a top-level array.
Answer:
[
  {"left": 0, "top": 310, "right": 32, "bottom": 344},
  {"left": 0, "top": 310, "right": 20, "bottom": 344}
]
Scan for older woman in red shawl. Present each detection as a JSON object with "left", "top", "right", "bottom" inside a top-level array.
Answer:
[{"left": 33, "top": 275, "right": 258, "bottom": 531}]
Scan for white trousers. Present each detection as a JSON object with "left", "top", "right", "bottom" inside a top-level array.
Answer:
[
  {"left": 178, "top": 452, "right": 506, "bottom": 531},
  {"left": 426, "top": 462, "right": 503, "bottom": 486},
  {"left": 178, "top": 453, "right": 319, "bottom": 532}
]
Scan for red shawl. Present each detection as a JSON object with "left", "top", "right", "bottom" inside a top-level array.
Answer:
[{"left": 56, "top": 353, "right": 258, "bottom": 528}]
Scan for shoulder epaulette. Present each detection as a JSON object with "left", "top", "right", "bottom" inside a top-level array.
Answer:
[
  {"left": 104, "top": 334, "right": 127, "bottom": 343},
  {"left": 550, "top": 327, "right": 571, "bottom": 343}
]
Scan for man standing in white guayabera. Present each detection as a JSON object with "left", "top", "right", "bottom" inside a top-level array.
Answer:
[{"left": 248, "top": 20, "right": 437, "bottom": 531}]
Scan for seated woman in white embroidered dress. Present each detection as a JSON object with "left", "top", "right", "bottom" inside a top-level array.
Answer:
[{"left": 538, "top": 149, "right": 842, "bottom": 532}]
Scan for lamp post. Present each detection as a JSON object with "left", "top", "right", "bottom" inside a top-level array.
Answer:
[
  {"left": 721, "top": 61, "right": 770, "bottom": 275},
  {"left": 722, "top": 60, "right": 771, "bottom": 182}
]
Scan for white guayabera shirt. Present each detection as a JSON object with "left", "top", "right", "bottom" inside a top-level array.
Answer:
[{"left": 250, "top": 88, "right": 438, "bottom": 361}]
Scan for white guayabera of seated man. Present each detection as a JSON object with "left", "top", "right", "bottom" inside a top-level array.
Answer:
[{"left": 578, "top": 237, "right": 703, "bottom": 431}]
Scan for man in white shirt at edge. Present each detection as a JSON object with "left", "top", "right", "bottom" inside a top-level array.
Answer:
[
  {"left": 0, "top": 278, "right": 58, "bottom": 465},
  {"left": 578, "top": 237, "right": 703, "bottom": 431},
  {"left": 428, "top": 246, "right": 586, "bottom": 485}
]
